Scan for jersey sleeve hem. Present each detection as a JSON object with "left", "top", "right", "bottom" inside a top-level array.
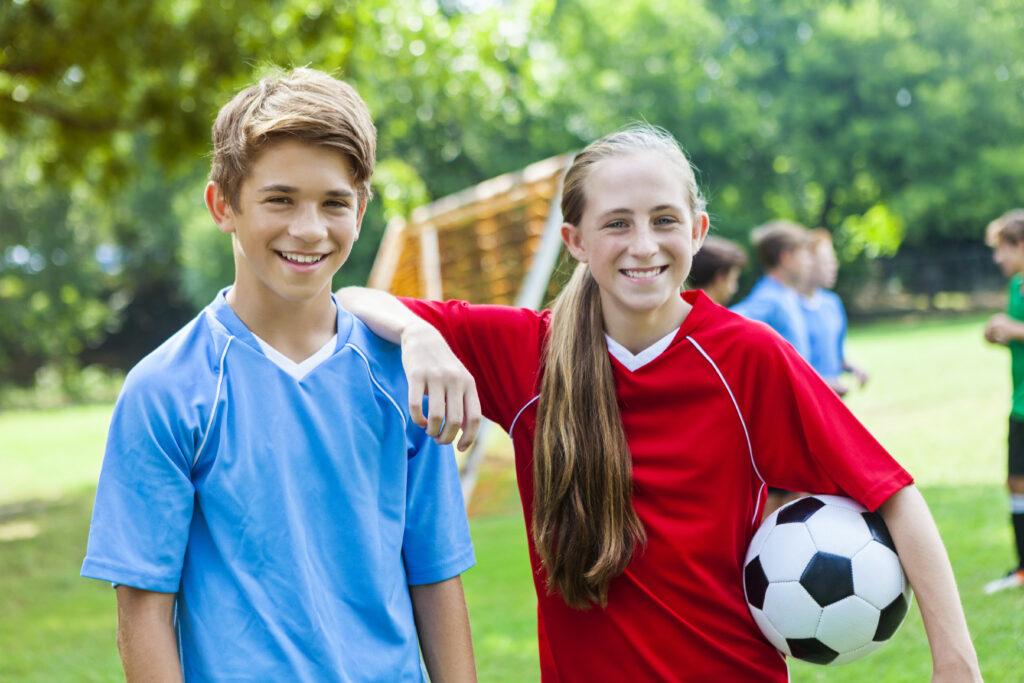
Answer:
[
  {"left": 81, "top": 558, "right": 180, "bottom": 594},
  {"left": 406, "top": 547, "right": 476, "bottom": 586},
  {"left": 857, "top": 470, "right": 915, "bottom": 512}
]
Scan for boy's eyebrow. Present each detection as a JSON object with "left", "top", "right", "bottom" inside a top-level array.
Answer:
[{"left": 258, "top": 184, "right": 355, "bottom": 198}]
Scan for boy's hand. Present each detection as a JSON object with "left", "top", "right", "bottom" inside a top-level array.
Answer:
[
  {"left": 985, "top": 313, "right": 1012, "bottom": 345},
  {"left": 401, "top": 319, "right": 481, "bottom": 451}
]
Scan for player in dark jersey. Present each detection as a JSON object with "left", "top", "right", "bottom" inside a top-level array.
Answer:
[{"left": 984, "top": 209, "right": 1024, "bottom": 594}]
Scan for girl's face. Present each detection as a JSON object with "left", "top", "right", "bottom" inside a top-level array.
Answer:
[{"left": 561, "top": 151, "right": 709, "bottom": 334}]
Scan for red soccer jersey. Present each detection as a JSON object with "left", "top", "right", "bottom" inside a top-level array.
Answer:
[{"left": 402, "top": 290, "right": 912, "bottom": 682}]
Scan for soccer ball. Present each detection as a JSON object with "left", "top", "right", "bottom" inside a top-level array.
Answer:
[{"left": 743, "top": 495, "right": 912, "bottom": 665}]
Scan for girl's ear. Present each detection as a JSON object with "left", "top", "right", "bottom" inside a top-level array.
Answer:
[
  {"left": 205, "top": 182, "right": 235, "bottom": 235},
  {"left": 560, "top": 222, "right": 588, "bottom": 263},
  {"left": 692, "top": 211, "right": 710, "bottom": 248}
]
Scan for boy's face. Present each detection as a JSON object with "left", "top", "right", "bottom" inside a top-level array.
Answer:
[
  {"left": 779, "top": 244, "right": 813, "bottom": 288},
  {"left": 206, "top": 139, "right": 364, "bottom": 308},
  {"left": 994, "top": 238, "right": 1024, "bottom": 277},
  {"left": 811, "top": 242, "right": 838, "bottom": 289}
]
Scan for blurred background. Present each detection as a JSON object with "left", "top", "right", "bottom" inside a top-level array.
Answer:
[
  {"left": 2, "top": 0, "right": 1023, "bottom": 681},
  {"left": 3, "top": 0, "right": 1023, "bottom": 401}
]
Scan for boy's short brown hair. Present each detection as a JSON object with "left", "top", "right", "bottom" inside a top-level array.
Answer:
[
  {"left": 688, "top": 236, "right": 747, "bottom": 288},
  {"left": 750, "top": 220, "right": 810, "bottom": 269},
  {"left": 987, "top": 209, "right": 1024, "bottom": 247},
  {"left": 209, "top": 67, "right": 376, "bottom": 211}
]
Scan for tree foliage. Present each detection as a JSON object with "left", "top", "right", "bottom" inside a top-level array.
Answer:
[{"left": 2, "top": 0, "right": 1023, "bottom": 383}]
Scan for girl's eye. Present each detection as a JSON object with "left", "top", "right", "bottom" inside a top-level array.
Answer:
[
  {"left": 656, "top": 215, "right": 679, "bottom": 226},
  {"left": 605, "top": 219, "right": 628, "bottom": 229}
]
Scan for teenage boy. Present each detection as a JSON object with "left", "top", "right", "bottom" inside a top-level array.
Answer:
[
  {"left": 799, "top": 228, "right": 869, "bottom": 397},
  {"left": 686, "top": 235, "right": 747, "bottom": 305},
  {"left": 983, "top": 209, "right": 1024, "bottom": 594},
  {"left": 81, "top": 68, "right": 476, "bottom": 681},
  {"left": 731, "top": 220, "right": 814, "bottom": 361}
]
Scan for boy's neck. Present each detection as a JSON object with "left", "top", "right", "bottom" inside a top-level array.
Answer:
[{"left": 226, "top": 283, "right": 337, "bottom": 363}]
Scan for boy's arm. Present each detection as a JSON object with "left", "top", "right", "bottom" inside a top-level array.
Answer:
[
  {"left": 337, "top": 286, "right": 480, "bottom": 450},
  {"left": 985, "top": 313, "right": 1024, "bottom": 344},
  {"left": 410, "top": 577, "right": 477, "bottom": 683},
  {"left": 878, "top": 486, "right": 982, "bottom": 682},
  {"left": 115, "top": 586, "right": 183, "bottom": 683}
]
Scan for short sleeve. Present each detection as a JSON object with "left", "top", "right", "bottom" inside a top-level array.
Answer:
[
  {"left": 81, "top": 372, "right": 196, "bottom": 593},
  {"left": 402, "top": 425, "right": 475, "bottom": 585},
  {"left": 399, "top": 298, "right": 546, "bottom": 429},
  {"left": 741, "top": 334, "right": 912, "bottom": 511}
]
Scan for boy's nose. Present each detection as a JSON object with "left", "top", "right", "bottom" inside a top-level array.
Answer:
[{"left": 289, "top": 206, "right": 329, "bottom": 242}]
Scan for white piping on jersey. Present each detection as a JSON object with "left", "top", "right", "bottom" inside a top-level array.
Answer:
[
  {"left": 509, "top": 395, "right": 540, "bottom": 439},
  {"left": 685, "top": 335, "right": 765, "bottom": 527},
  {"left": 194, "top": 336, "right": 235, "bottom": 468},
  {"left": 344, "top": 342, "right": 407, "bottom": 427}
]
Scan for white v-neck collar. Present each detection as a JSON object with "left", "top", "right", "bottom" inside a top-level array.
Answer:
[
  {"left": 605, "top": 326, "right": 680, "bottom": 372},
  {"left": 252, "top": 333, "right": 338, "bottom": 380}
]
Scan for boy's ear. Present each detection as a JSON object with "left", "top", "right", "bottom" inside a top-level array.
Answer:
[
  {"left": 560, "top": 223, "right": 587, "bottom": 263},
  {"left": 205, "top": 182, "right": 235, "bottom": 234},
  {"left": 354, "top": 197, "right": 368, "bottom": 238}
]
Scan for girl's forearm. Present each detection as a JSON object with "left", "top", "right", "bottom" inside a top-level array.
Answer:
[
  {"left": 337, "top": 286, "right": 424, "bottom": 343},
  {"left": 878, "top": 486, "right": 981, "bottom": 680}
]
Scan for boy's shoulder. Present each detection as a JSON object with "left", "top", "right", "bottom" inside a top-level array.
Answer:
[
  {"left": 121, "top": 308, "right": 226, "bottom": 405},
  {"left": 343, "top": 316, "right": 409, "bottom": 406}
]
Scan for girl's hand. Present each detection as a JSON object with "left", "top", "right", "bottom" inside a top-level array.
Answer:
[{"left": 401, "top": 319, "right": 482, "bottom": 451}]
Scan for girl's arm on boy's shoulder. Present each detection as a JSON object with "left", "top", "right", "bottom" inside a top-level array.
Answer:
[
  {"left": 337, "top": 287, "right": 480, "bottom": 450},
  {"left": 878, "top": 486, "right": 982, "bottom": 682},
  {"left": 115, "top": 586, "right": 183, "bottom": 683},
  {"left": 410, "top": 577, "right": 477, "bottom": 683}
]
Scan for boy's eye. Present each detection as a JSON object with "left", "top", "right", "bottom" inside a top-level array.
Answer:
[
  {"left": 324, "top": 200, "right": 349, "bottom": 209},
  {"left": 266, "top": 196, "right": 292, "bottom": 205}
]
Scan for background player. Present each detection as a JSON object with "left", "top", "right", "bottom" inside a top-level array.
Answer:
[
  {"left": 686, "top": 234, "right": 747, "bottom": 305},
  {"left": 340, "top": 125, "right": 980, "bottom": 681},
  {"left": 800, "top": 228, "right": 869, "bottom": 397},
  {"left": 730, "top": 220, "right": 814, "bottom": 361},
  {"left": 81, "top": 68, "right": 476, "bottom": 681},
  {"left": 983, "top": 209, "right": 1024, "bottom": 594}
]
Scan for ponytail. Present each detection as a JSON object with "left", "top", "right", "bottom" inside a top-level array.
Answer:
[{"left": 532, "top": 263, "right": 645, "bottom": 609}]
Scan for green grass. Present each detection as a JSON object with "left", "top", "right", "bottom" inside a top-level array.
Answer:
[{"left": 1, "top": 314, "right": 1022, "bottom": 681}]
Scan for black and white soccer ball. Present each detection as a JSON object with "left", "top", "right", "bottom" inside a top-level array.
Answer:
[{"left": 743, "top": 494, "right": 912, "bottom": 665}]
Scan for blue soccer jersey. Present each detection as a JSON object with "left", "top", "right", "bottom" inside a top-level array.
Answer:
[
  {"left": 730, "top": 275, "right": 812, "bottom": 360},
  {"left": 802, "top": 288, "right": 847, "bottom": 381},
  {"left": 82, "top": 291, "right": 474, "bottom": 681}
]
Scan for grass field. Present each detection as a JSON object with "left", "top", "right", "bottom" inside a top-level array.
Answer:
[{"left": 1, "top": 314, "right": 1022, "bottom": 681}]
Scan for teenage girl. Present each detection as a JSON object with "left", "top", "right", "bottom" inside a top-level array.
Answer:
[{"left": 340, "top": 125, "right": 979, "bottom": 681}]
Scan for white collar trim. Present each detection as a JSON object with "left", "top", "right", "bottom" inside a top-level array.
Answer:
[
  {"left": 605, "top": 327, "right": 679, "bottom": 372},
  {"left": 253, "top": 333, "right": 338, "bottom": 380}
]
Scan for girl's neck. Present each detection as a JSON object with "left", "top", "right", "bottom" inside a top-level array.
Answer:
[
  {"left": 226, "top": 283, "right": 337, "bottom": 363},
  {"left": 602, "top": 294, "right": 691, "bottom": 355}
]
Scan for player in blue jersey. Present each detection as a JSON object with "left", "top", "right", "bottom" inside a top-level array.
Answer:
[
  {"left": 81, "top": 68, "right": 476, "bottom": 682},
  {"left": 800, "top": 229, "right": 868, "bottom": 397},
  {"left": 731, "top": 220, "right": 814, "bottom": 360}
]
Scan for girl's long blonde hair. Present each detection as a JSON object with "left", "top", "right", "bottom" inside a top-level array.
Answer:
[{"left": 532, "top": 124, "right": 706, "bottom": 609}]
